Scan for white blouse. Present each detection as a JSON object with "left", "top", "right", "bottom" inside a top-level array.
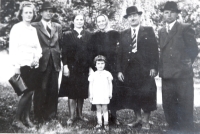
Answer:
[{"left": 9, "top": 22, "right": 42, "bottom": 68}]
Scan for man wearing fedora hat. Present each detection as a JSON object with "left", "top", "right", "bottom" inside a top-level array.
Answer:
[
  {"left": 159, "top": 1, "right": 198, "bottom": 133},
  {"left": 117, "top": 6, "right": 159, "bottom": 130},
  {"left": 32, "top": 1, "right": 62, "bottom": 122}
]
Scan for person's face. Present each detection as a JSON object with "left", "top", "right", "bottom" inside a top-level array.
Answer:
[
  {"left": 21, "top": 6, "right": 34, "bottom": 22},
  {"left": 163, "top": 10, "right": 178, "bottom": 24},
  {"left": 74, "top": 15, "right": 84, "bottom": 29},
  {"left": 127, "top": 13, "right": 141, "bottom": 27},
  {"left": 96, "top": 16, "right": 107, "bottom": 30},
  {"left": 96, "top": 61, "right": 105, "bottom": 71},
  {"left": 41, "top": 9, "right": 53, "bottom": 21}
]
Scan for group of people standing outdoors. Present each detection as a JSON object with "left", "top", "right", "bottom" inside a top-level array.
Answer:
[{"left": 9, "top": 0, "right": 198, "bottom": 133}]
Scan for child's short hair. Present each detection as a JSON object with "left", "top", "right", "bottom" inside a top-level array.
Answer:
[{"left": 94, "top": 55, "right": 107, "bottom": 65}]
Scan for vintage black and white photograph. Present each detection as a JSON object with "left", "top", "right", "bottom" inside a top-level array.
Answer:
[{"left": 0, "top": 0, "right": 200, "bottom": 133}]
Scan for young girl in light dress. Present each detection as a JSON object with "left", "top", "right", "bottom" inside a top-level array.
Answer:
[{"left": 88, "top": 55, "right": 113, "bottom": 131}]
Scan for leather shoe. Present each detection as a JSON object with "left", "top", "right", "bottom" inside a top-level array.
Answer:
[
  {"left": 113, "top": 118, "right": 120, "bottom": 125},
  {"left": 141, "top": 122, "right": 150, "bottom": 130},
  {"left": 67, "top": 118, "right": 75, "bottom": 126},
  {"left": 12, "top": 120, "right": 28, "bottom": 130}
]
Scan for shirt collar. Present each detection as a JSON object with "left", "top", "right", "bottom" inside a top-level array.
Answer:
[
  {"left": 41, "top": 19, "right": 51, "bottom": 28},
  {"left": 74, "top": 28, "right": 83, "bottom": 35},
  {"left": 166, "top": 20, "right": 176, "bottom": 31},
  {"left": 131, "top": 25, "right": 140, "bottom": 34}
]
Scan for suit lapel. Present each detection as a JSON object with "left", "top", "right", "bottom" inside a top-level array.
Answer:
[
  {"left": 125, "top": 28, "right": 132, "bottom": 45},
  {"left": 137, "top": 26, "right": 146, "bottom": 43},
  {"left": 38, "top": 21, "right": 50, "bottom": 38},
  {"left": 162, "top": 22, "right": 178, "bottom": 48},
  {"left": 50, "top": 22, "right": 56, "bottom": 38}
]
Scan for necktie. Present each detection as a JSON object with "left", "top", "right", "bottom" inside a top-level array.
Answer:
[
  {"left": 131, "top": 29, "right": 137, "bottom": 53},
  {"left": 167, "top": 24, "right": 170, "bottom": 33},
  {"left": 46, "top": 25, "right": 51, "bottom": 35}
]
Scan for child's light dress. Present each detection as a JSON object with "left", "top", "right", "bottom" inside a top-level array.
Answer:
[{"left": 88, "top": 70, "right": 113, "bottom": 104}]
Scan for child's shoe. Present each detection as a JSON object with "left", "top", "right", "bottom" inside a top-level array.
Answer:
[
  {"left": 93, "top": 124, "right": 102, "bottom": 131},
  {"left": 104, "top": 124, "right": 109, "bottom": 131}
]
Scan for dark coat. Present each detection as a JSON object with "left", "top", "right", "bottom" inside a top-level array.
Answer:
[
  {"left": 59, "top": 29, "right": 92, "bottom": 99},
  {"left": 32, "top": 21, "right": 62, "bottom": 72},
  {"left": 117, "top": 26, "right": 159, "bottom": 75},
  {"left": 158, "top": 22, "right": 198, "bottom": 78},
  {"left": 116, "top": 26, "right": 159, "bottom": 111},
  {"left": 91, "top": 30, "right": 119, "bottom": 74}
]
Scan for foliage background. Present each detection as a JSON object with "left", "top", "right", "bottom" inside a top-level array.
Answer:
[{"left": 0, "top": 0, "right": 200, "bottom": 78}]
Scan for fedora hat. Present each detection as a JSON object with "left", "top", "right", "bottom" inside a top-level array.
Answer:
[
  {"left": 39, "top": 1, "right": 56, "bottom": 12},
  {"left": 160, "top": 1, "right": 181, "bottom": 13},
  {"left": 124, "top": 6, "right": 142, "bottom": 18}
]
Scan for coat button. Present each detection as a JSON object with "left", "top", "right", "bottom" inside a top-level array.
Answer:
[
  {"left": 128, "top": 59, "right": 130, "bottom": 61},
  {"left": 129, "top": 52, "right": 131, "bottom": 54}
]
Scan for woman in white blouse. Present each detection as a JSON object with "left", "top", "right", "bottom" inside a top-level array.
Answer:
[{"left": 9, "top": 1, "right": 42, "bottom": 130}]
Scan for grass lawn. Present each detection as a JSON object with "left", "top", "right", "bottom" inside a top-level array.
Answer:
[{"left": 0, "top": 82, "right": 200, "bottom": 134}]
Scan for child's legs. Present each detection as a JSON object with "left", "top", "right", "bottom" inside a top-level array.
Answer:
[
  {"left": 102, "top": 104, "right": 108, "bottom": 125},
  {"left": 96, "top": 104, "right": 102, "bottom": 125}
]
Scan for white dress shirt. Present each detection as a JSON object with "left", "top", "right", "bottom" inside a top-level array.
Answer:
[
  {"left": 166, "top": 20, "right": 176, "bottom": 32},
  {"left": 41, "top": 19, "right": 52, "bottom": 37},
  {"left": 9, "top": 22, "right": 42, "bottom": 68}
]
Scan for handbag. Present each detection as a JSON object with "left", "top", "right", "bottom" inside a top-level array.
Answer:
[{"left": 9, "top": 74, "right": 27, "bottom": 96}]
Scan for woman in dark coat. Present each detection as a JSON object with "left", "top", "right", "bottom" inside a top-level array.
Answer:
[
  {"left": 90, "top": 14, "right": 120, "bottom": 125},
  {"left": 59, "top": 14, "right": 93, "bottom": 125}
]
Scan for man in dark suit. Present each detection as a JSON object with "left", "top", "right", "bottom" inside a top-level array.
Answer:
[
  {"left": 32, "top": 2, "right": 62, "bottom": 121},
  {"left": 159, "top": 1, "right": 198, "bottom": 133},
  {"left": 117, "top": 6, "right": 159, "bottom": 130}
]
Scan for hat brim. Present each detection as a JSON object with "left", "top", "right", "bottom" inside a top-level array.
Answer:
[
  {"left": 39, "top": 7, "right": 57, "bottom": 13},
  {"left": 160, "top": 8, "right": 181, "bottom": 13},
  {"left": 123, "top": 12, "right": 142, "bottom": 18}
]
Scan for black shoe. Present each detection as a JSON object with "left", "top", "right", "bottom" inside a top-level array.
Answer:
[{"left": 109, "top": 116, "right": 120, "bottom": 125}]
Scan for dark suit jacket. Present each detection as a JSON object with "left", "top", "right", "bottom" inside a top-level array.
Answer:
[
  {"left": 32, "top": 21, "right": 62, "bottom": 72},
  {"left": 117, "top": 26, "right": 159, "bottom": 74},
  {"left": 158, "top": 22, "right": 198, "bottom": 78}
]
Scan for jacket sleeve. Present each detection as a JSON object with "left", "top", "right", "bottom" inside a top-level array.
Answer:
[
  {"left": 116, "top": 31, "right": 123, "bottom": 72},
  {"left": 149, "top": 27, "right": 159, "bottom": 71},
  {"left": 182, "top": 24, "right": 198, "bottom": 63},
  {"left": 61, "top": 31, "right": 70, "bottom": 66}
]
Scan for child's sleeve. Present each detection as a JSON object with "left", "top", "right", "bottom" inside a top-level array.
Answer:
[
  {"left": 107, "top": 72, "right": 113, "bottom": 81},
  {"left": 88, "top": 73, "right": 94, "bottom": 81}
]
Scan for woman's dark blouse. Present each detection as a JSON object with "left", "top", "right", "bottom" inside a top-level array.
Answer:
[
  {"left": 91, "top": 30, "right": 120, "bottom": 74},
  {"left": 59, "top": 29, "right": 92, "bottom": 99}
]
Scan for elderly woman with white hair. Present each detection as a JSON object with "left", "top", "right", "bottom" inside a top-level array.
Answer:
[
  {"left": 9, "top": 1, "right": 42, "bottom": 130},
  {"left": 90, "top": 14, "right": 120, "bottom": 126}
]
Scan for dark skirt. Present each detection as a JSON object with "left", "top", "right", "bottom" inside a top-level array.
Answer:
[
  {"left": 20, "top": 66, "right": 40, "bottom": 92},
  {"left": 59, "top": 65, "right": 89, "bottom": 99}
]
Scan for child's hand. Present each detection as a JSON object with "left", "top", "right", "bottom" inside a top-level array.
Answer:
[{"left": 89, "top": 97, "right": 93, "bottom": 103}]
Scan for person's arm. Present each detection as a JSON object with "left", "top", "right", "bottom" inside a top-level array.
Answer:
[
  {"left": 149, "top": 27, "right": 159, "bottom": 77},
  {"left": 117, "top": 31, "right": 125, "bottom": 82},
  {"left": 88, "top": 80, "right": 93, "bottom": 102},
  {"left": 9, "top": 24, "right": 21, "bottom": 74},
  {"left": 32, "top": 28, "right": 42, "bottom": 68},
  {"left": 62, "top": 31, "right": 70, "bottom": 77},
  {"left": 183, "top": 25, "right": 198, "bottom": 63},
  {"left": 108, "top": 78, "right": 113, "bottom": 99},
  {"left": 108, "top": 72, "right": 113, "bottom": 99}
]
